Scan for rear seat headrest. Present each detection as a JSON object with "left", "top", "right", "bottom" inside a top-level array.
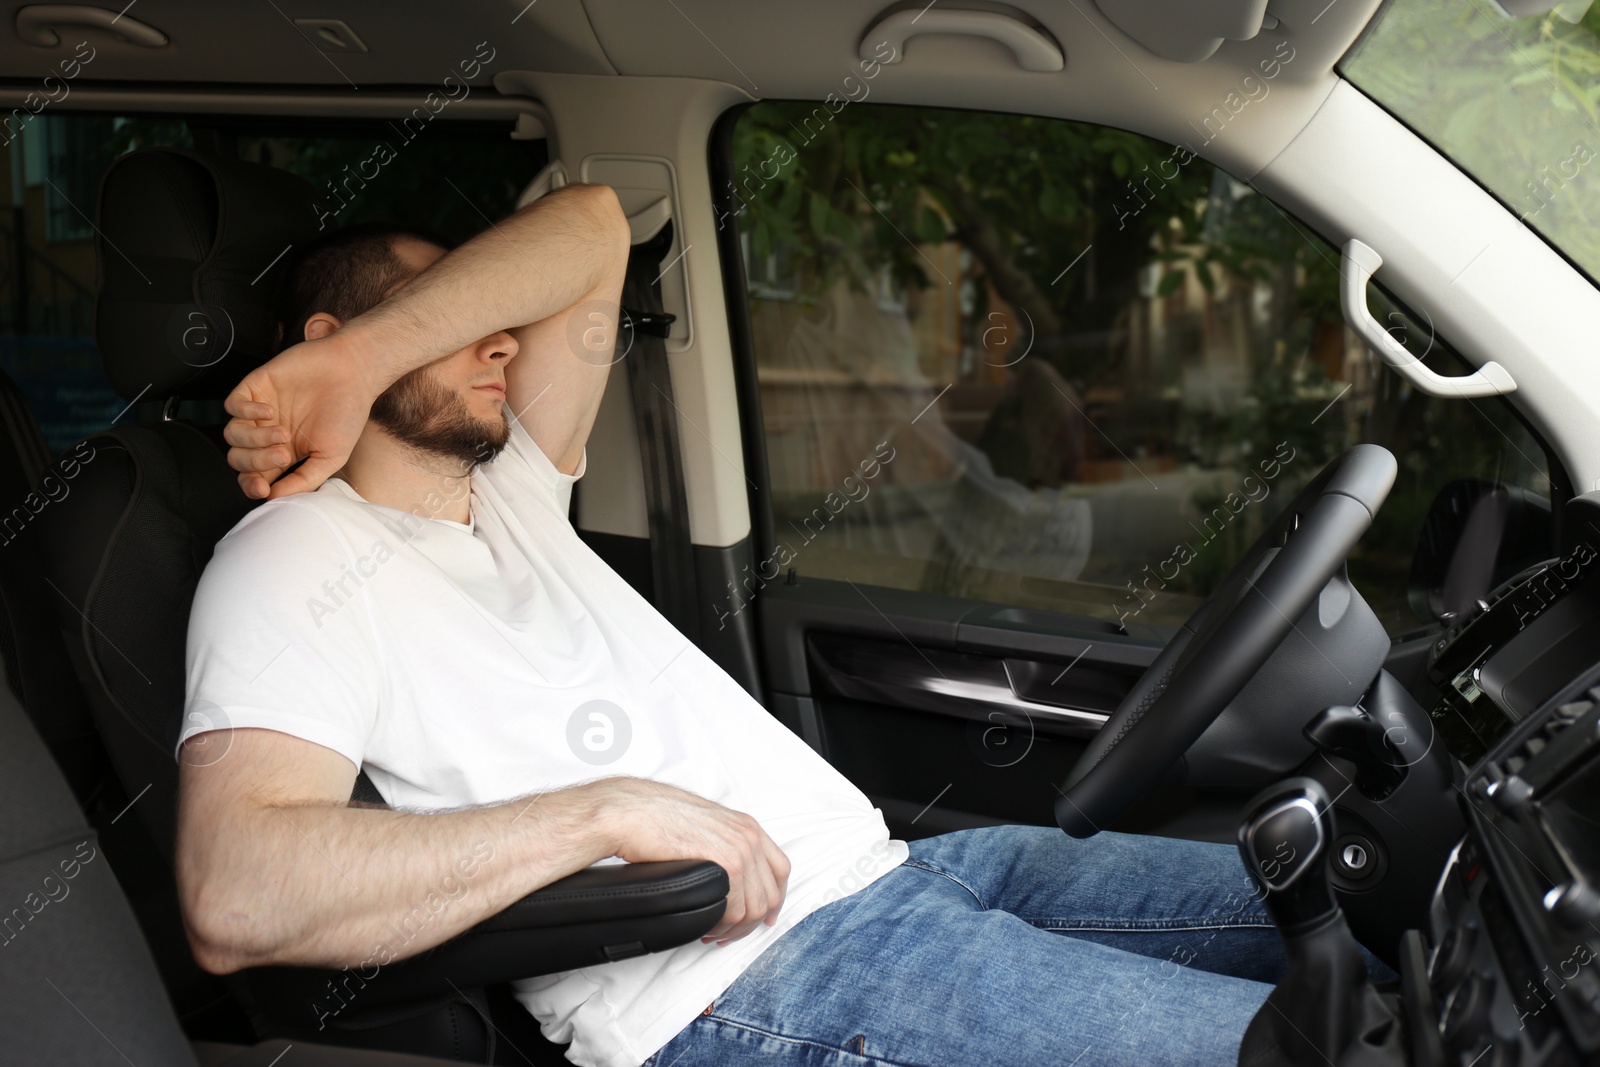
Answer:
[{"left": 95, "top": 148, "right": 322, "bottom": 403}]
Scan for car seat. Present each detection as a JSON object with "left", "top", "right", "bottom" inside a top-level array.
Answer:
[{"left": 30, "top": 146, "right": 727, "bottom": 1063}]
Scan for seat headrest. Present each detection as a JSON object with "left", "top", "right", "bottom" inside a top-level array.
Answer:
[{"left": 95, "top": 148, "right": 322, "bottom": 402}]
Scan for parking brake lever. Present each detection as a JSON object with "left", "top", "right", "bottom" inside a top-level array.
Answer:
[{"left": 1234, "top": 778, "right": 1408, "bottom": 1066}]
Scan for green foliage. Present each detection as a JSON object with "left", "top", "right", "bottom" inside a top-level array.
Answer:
[
  {"left": 106, "top": 116, "right": 192, "bottom": 155},
  {"left": 1342, "top": 0, "right": 1600, "bottom": 280},
  {"left": 730, "top": 101, "right": 1337, "bottom": 397}
]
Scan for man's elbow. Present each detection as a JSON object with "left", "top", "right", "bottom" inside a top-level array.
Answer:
[
  {"left": 574, "top": 181, "right": 632, "bottom": 259},
  {"left": 182, "top": 894, "right": 250, "bottom": 974},
  {"left": 529, "top": 182, "right": 631, "bottom": 257},
  {"left": 597, "top": 184, "right": 633, "bottom": 249},
  {"left": 188, "top": 933, "right": 243, "bottom": 976},
  {"left": 178, "top": 867, "right": 268, "bottom": 974}
]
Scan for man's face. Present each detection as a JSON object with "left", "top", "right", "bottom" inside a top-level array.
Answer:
[{"left": 366, "top": 238, "right": 518, "bottom": 470}]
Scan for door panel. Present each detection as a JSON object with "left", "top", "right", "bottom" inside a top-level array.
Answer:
[
  {"left": 758, "top": 577, "right": 1161, "bottom": 836},
  {"left": 808, "top": 631, "right": 1114, "bottom": 739}
]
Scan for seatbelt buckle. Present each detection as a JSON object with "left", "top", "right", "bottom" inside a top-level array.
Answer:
[{"left": 621, "top": 307, "right": 676, "bottom": 339}]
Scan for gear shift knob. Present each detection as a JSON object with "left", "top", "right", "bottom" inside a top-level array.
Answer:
[
  {"left": 1234, "top": 777, "right": 1410, "bottom": 1065},
  {"left": 1237, "top": 776, "right": 1339, "bottom": 934}
]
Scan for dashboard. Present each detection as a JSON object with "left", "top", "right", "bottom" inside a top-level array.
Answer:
[
  {"left": 1426, "top": 540, "right": 1600, "bottom": 768},
  {"left": 1403, "top": 524, "right": 1600, "bottom": 1065}
]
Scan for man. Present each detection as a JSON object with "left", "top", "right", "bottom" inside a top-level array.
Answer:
[{"left": 179, "top": 182, "right": 1287, "bottom": 1067}]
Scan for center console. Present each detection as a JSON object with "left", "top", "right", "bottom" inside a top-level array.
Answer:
[
  {"left": 1241, "top": 524, "right": 1600, "bottom": 1066},
  {"left": 1411, "top": 528, "right": 1600, "bottom": 1066},
  {"left": 1425, "top": 540, "right": 1600, "bottom": 768},
  {"left": 1406, "top": 670, "right": 1600, "bottom": 1065}
]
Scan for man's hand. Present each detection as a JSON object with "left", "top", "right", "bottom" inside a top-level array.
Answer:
[
  {"left": 597, "top": 778, "right": 791, "bottom": 946},
  {"left": 223, "top": 331, "right": 379, "bottom": 500}
]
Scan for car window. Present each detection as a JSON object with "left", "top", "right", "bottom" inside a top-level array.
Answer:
[
  {"left": 725, "top": 101, "right": 1556, "bottom": 638},
  {"left": 1341, "top": 0, "right": 1600, "bottom": 284},
  {"left": 0, "top": 113, "right": 546, "bottom": 457}
]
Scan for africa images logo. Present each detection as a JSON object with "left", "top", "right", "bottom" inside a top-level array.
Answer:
[{"left": 566, "top": 699, "right": 632, "bottom": 766}]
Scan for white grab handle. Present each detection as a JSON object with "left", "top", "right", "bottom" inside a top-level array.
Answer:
[
  {"left": 1340, "top": 239, "right": 1516, "bottom": 398},
  {"left": 861, "top": 9, "right": 1064, "bottom": 72}
]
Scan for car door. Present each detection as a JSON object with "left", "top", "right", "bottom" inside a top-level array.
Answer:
[{"left": 708, "top": 98, "right": 1563, "bottom": 843}]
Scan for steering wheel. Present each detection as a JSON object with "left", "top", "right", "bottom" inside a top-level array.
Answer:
[{"left": 1054, "top": 444, "right": 1397, "bottom": 838}]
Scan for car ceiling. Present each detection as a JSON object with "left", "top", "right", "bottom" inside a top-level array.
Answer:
[{"left": 0, "top": 0, "right": 1383, "bottom": 179}]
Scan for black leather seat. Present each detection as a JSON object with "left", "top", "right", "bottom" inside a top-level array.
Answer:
[
  {"left": 30, "top": 147, "right": 727, "bottom": 1063},
  {"left": 0, "top": 367, "right": 104, "bottom": 798}
]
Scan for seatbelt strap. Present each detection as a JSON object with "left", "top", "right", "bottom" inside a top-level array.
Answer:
[
  {"left": 620, "top": 219, "right": 698, "bottom": 643},
  {"left": 352, "top": 768, "right": 384, "bottom": 804}
]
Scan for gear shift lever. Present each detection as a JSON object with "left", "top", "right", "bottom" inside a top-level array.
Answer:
[
  {"left": 1234, "top": 778, "right": 1407, "bottom": 1067},
  {"left": 1238, "top": 776, "right": 1339, "bottom": 933}
]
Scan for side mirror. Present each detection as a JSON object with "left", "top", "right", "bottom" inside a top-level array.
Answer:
[{"left": 1408, "top": 479, "right": 1553, "bottom": 622}]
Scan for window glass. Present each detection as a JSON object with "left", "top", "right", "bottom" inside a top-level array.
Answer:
[
  {"left": 42, "top": 116, "right": 119, "bottom": 242},
  {"left": 0, "top": 113, "right": 545, "bottom": 457},
  {"left": 728, "top": 101, "right": 1553, "bottom": 637},
  {"left": 1341, "top": 0, "right": 1600, "bottom": 283}
]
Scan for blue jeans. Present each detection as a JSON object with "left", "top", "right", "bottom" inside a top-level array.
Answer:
[{"left": 642, "top": 824, "right": 1370, "bottom": 1067}]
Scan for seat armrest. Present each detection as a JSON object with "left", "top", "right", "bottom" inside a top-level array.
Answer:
[
  {"left": 194, "top": 1037, "right": 475, "bottom": 1066},
  {"left": 244, "top": 860, "right": 728, "bottom": 1027},
  {"left": 469, "top": 858, "right": 729, "bottom": 933}
]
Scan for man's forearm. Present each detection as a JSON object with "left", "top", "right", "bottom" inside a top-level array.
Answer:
[
  {"left": 340, "top": 182, "right": 631, "bottom": 396},
  {"left": 184, "top": 781, "right": 617, "bottom": 974}
]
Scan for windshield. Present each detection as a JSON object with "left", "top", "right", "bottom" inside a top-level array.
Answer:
[{"left": 1341, "top": 0, "right": 1600, "bottom": 282}]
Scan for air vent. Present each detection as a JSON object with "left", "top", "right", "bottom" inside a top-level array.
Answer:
[{"left": 1476, "top": 690, "right": 1600, "bottom": 800}]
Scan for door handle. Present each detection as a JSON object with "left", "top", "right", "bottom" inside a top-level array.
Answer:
[
  {"left": 925, "top": 670, "right": 1109, "bottom": 734},
  {"left": 808, "top": 632, "right": 1109, "bottom": 737}
]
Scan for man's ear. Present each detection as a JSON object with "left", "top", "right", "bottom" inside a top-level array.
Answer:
[{"left": 303, "top": 313, "right": 343, "bottom": 342}]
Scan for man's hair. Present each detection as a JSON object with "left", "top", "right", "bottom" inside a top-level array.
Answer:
[{"left": 270, "top": 222, "right": 456, "bottom": 352}]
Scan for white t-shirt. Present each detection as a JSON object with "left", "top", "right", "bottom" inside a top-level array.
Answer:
[{"left": 180, "top": 412, "right": 908, "bottom": 1067}]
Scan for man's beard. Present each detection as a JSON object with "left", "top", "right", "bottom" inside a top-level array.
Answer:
[{"left": 369, "top": 364, "right": 510, "bottom": 471}]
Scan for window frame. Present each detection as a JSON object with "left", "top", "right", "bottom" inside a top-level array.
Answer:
[{"left": 708, "top": 97, "right": 1573, "bottom": 640}]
